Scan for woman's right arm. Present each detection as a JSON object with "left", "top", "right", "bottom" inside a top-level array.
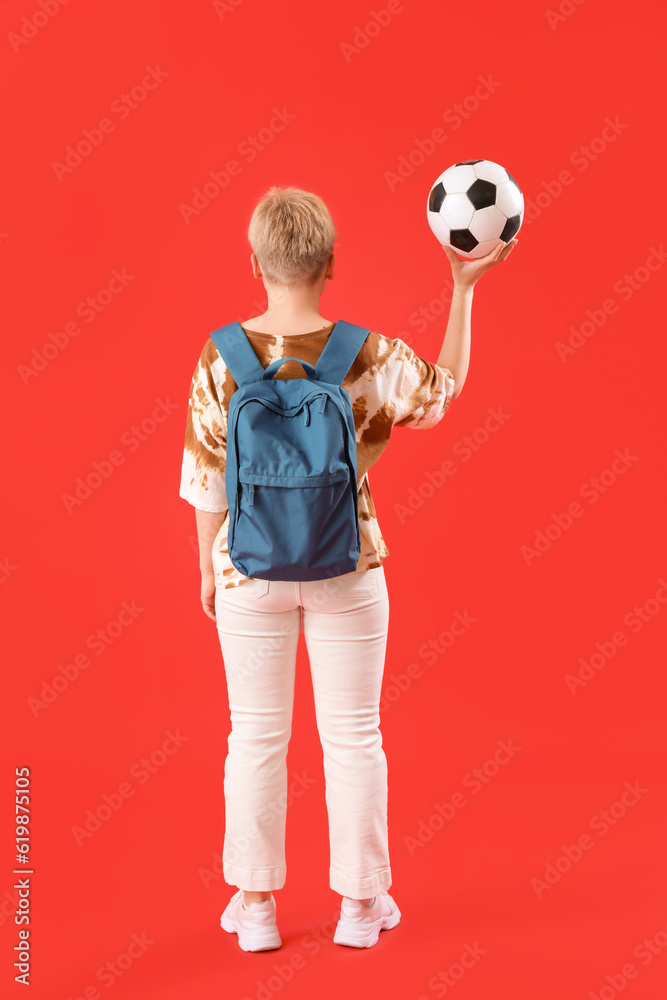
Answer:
[{"left": 437, "top": 238, "right": 518, "bottom": 398}]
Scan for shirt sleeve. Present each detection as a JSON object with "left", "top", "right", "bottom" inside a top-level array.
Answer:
[
  {"left": 179, "top": 342, "right": 228, "bottom": 513},
  {"left": 390, "top": 338, "right": 456, "bottom": 429}
]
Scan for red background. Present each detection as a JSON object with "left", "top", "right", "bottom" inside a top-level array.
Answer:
[{"left": 2, "top": 1, "right": 666, "bottom": 998}]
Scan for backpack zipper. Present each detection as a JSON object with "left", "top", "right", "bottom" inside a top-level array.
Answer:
[{"left": 304, "top": 394, "right": 327, "bottom": 426}]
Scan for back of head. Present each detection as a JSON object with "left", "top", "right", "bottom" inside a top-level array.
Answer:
[{"left": 248, "top": 186, "right": 336, "bottom": 287}]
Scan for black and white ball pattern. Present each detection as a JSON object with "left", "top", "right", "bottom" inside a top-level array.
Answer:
[{"left": 427, "top": 160, "right": 523, "bottom": 259}]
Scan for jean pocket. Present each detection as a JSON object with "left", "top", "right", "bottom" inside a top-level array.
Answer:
[
  {"left": 327, "top": 568, "right": 378, "bottom": 599},
  {"left": 224, "top": 576, "right": 270, "bottom": 599}
]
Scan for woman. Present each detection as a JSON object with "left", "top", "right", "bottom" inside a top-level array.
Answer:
[{"left": 179, "top": 186, "right": 517, "bottom": 951}]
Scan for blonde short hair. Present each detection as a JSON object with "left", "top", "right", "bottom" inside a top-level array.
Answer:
[{"left": 248, "top": 186, "right": 336, "bottom": 286}]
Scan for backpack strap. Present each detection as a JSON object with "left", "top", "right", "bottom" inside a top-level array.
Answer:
[
  {"left": 315, "top": 320, "right": 370, "bottom": 385},
  {"left": 209, "top": 322, "right": 265, "bottom": 387}
]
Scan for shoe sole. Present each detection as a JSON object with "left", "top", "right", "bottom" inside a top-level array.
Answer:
[
  {"left": 220, "top": 906, "right": 282, "bottom": 952},
  {"left": 333, "top": 903, "right": 402, "bottom": 948}
]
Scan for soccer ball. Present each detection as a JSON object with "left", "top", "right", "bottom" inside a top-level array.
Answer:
[{"left": 427, "top": 159, "right": 524, "bottom": 259}]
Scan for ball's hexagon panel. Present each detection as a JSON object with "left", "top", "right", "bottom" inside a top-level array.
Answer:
[
  {"left": 472, "top": 238, "right": 504, "bottom": 258},
  {"left": 441, "top": 193, "right": 475, "bottom": 230},
  {"left": 469, "top": 204, "right": 506, "bottom": 241},
  {"left": 426, "top": 210, "right": 451, "bottom": 246},
  {"left": 473, "top": 160, "right": 508, "bottom": 185},
  {"left": 495, "top": 179, "right": 524, "bottom": 218},
  {"left": 440, "top": 163, "right": 477, "bottom": 194}
]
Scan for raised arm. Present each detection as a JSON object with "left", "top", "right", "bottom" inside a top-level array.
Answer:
[{"left": 437, "top": 238, "right": 518, "bottom": 399}]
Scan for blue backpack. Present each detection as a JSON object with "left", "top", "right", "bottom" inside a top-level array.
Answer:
[{"left": 210, "top": 319, "right": 370, "bottom": 581}]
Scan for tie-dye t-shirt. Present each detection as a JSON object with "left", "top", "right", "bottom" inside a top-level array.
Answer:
[{"left": 179, "top": 321, "right": 456, "bottom": 589}]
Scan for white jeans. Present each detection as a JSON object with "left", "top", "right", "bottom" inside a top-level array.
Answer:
[{"left": 214, "top": 565, "right": 392, "bottom": 897}]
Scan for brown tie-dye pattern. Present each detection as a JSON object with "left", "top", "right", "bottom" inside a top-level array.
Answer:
[{"left": 180, "top": 322, "right": 455, "bottom": 589}]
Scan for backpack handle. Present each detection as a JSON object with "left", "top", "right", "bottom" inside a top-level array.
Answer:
[{"left": 262, "top": 357, "right": 319, "bottom": 381}]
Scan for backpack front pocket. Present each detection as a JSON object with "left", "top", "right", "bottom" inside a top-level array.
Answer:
[{"left": 232, "top": 470, "right": 357, "bottom": 579}]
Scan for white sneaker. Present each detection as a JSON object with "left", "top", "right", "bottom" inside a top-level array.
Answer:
[
  {"left": 220, "top": 889, "right": 282, "bottom": 952},
  {"left": 333, "top": 891, "right": 401, "bottom": 948}
]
